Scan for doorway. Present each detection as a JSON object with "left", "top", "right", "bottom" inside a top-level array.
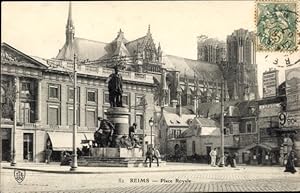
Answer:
[
  {"left": 206, "top": 146, "right": 211, "bottom": 164},
  {"left": 2, "top": 128, "right": 11, "bottom": 161},
  {"left": 23, "top": 133, "right": 33, "bottom": 161}
]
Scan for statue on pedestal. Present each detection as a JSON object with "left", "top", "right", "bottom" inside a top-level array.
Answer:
[{"left": 107, "top": 66, "right": 123, "bottom": 107}]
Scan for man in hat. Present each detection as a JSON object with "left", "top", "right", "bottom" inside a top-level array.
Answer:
[{"left": 107, "top": 65, "right": 123, "bottom": 107}]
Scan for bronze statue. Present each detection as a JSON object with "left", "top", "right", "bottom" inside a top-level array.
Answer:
[
  {"left": 107, "top": 66, "right": 123, "bottom": 107},
  {"left": 94, "top": 117, "right": 115, "bottom": 147}
]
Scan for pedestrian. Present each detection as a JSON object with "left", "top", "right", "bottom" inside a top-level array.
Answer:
[
  {"left": 144, "top": 147, "right": 153, "bottom": 167},
  {"left": 284, "top": 151, "right": 297, "bottom": 174},
  {"left": 153, "top": 147, "right": 161, "bottom": 167},
  {"left": 231, "top": 152, "right": 237, "bottom": 167},
  {"left": 45, "top": 148, "right": 52, "bottom": 164},
  {"left": 209, "top": 148, "right": 217, "bottom": 167},
  {"left": 45, "top": 140, "right": 52, "bottom": 164}
]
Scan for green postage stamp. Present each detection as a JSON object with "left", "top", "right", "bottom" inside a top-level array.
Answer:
[{"left": 256, "top": 0, "right": 298, "bottom": 52}]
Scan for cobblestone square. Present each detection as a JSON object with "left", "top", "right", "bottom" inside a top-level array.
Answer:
[{"left": 1, "top": 163, "right": 299, "bottom": 193}]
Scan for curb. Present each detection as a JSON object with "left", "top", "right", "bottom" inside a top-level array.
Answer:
[{"left": 2, "top": 166, "right": 236, "bottom": 174}]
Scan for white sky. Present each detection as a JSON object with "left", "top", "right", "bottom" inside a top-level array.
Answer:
[{"left": 2, "top": 1, "right": 299, "bottom": 97}]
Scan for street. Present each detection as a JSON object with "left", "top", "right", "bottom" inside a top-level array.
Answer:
[{"left": 1, "top": 163, "right": 299, "bottom": 193}]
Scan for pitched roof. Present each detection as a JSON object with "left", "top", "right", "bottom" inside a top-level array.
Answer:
[
  {"left": 181, "top": 117, "right": 221, "bottom": 137},
  {"left": 164, "top": 106, "right": 195, "bottom": 115},
  {"left": 194, "top": 117, "right": 221, "bottom": 128},
  {"left": 162, "top": 55, "right": 223, "bottom": 82},
  {"left": 56, "top": 37, "right": 108, "bottom": 61},
  {"left": 125, "top": 35, "right": 149, "bottom": 56},
  {"left": 1, "top": 42, "right": 48, "bottom": 69},
  {"left": 197, "top": 101, "right": 240, "bottom": 117},
  {"left": 163, "top": 111, "right": 195, "bottom": 127},
  {"left": 197, "top": 100, "right": 258, "bottom": 118}
]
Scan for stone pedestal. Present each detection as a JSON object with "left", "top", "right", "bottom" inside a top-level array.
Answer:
[
  {"left": 78, "top": 148, "right": 144, "bottom": 167},
  {"left": 106, "top": 107, "right": 130, "bottom": 141}
]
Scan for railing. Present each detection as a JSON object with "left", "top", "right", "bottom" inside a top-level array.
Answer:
[{"left": 46, "top": 59, "right": 153, "bottom": 84}]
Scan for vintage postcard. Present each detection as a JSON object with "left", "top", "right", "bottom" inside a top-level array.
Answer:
[{"left": 1, "top": 1, "right": 300, "bottom": 193}]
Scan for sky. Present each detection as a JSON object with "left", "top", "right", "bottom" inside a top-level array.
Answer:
[{"left": 2, "top": 1, "right": 299, "bottom": 97}]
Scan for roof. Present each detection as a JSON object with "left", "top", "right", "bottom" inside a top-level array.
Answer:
[
  {"left": 181, "top": 118, "right": 221, "bottom": 137},
  {"left": 163, "top": 111, "right": 195, "bottom": 127},
  {"left": 197, "top": 100, "right": 258, "bottom": 118},
  {"left": 56, "top": 37, "right": 108, "bottom": 61},
  {"left": 193, "top": 117, "right": 221, "bottom": 128},
  {"left": 162, "top": 55, "right": 223, "bottom": 81},
  {"left": 164, "top": 106, "right": 195, "bottom": 115},
  {"left": 1, "top": 42, "right": 48, "bottom": 69},
  {"left": 125, "top": 36, "right": 148, "bottom": 56},
  {"left": 197, "top": 101, "right": 238, "bottom": 117}
]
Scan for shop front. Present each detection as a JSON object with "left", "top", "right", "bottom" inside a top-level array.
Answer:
[
  {"left": 239, "top": 142, "right": 279, "bottom": 165},
  {"left": 46, "top": 132, "right": 94, "bottom": 162}
]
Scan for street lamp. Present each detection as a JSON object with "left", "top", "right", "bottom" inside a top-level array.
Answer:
[
  {"left": 149, "top": 117, "right": 154, "bottom": 148},
  {"left": 70, "top": 54, "right": 78, "bottom": 171},
  {"left": 149, "top": 117, "right": 154, "bottom": 168},
  {"left": 11, "top": 77, "right": 18, "bottom": 166}
]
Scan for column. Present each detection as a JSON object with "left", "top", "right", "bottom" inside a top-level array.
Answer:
[
  {"left": 35, "top": 79, "right": 42, "bottom": 123},
  {"left": 15, "top": 77, "right": 20, "bottom": 123}
]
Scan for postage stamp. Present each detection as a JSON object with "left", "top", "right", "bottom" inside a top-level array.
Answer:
[{"left": 256, "top": 1, "right": 298, "bottom": 52}]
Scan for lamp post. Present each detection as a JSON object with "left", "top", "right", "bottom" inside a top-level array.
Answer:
[
  {"left": 149, "top": 117, "right": 154, "bottom": 148},
  {"left": 219, "top": 80, "right": 225, "bottom": 167},
  {"left": 10, "top": 78, "right": 17, "bottom": 166},
  {"left": 70, "top": 54, "right": 78, "bottom": 171},
  {"left": 149, "top": 117, "right": 154, "bottom": 167}
]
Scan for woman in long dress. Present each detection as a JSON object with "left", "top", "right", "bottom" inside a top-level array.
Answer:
[{"left": 284, "top": 151, "right": 297, "bottom": 174}]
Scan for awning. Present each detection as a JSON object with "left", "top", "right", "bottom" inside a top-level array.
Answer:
[
  {"left": 238, "top": 142, "right": 279, "bottom": 153},
  {"left": 257, "top": 142, "right": 279, "bottom": 151},
  {"left": 47, "top": 132, "right": 88, "bottom": 151}
]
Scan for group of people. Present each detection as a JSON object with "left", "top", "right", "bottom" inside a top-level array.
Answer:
[
  {"left": 144, "top": 146, "right": 161, "bottom": 167},
  {"left": 209, "top": 148, "right": 237, "bottom": 168}
]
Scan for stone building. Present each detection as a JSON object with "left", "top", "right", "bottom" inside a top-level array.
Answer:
[
  {"left": 197, "top": 36, "right": 226, "bottom": 65},
  {"left": 225, "top": 29, "right": 259, "bottom": 101},
  {"left": 1, "top": 42, "right": 157, "bottom": 162}
]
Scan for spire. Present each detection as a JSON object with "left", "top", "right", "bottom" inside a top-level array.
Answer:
[
  {"left": 67, "top": 2, "right": 74, "bottom": 28},
  {"left": 114, "top": 28, "right": 127, "bottom": 43},
  {"left": 147, "top": 24, "right": 151, "bottom": 35},
  {"left": 66, "top": 1, "right": 75, "bottom": 45}
]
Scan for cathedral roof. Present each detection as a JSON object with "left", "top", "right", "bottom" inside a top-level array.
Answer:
[
  {"left": 56, "top": 37, "right": 108, "bottom": 61},
  {"left": 162, "top": 55, "right": 223, "bottom": 82},
  {"left": 125, "top": 35, "right": 148, "bottom": 56}
]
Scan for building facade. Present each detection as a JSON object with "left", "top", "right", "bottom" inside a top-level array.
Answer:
[
  {"left": 1, "top": 3, "right": 162, "bottom": 162},
  {"left": 225, "top": 29, "right": 259, "bottom": 101},
  {"left": 197, "top": 37, "right": 227, "bottom": 65}
]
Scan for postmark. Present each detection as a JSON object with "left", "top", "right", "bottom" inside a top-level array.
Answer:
[
  {"left": 14, "top": 169, "right": 26, "bottom": 184},
  {"left": 256, "top": 1, "right": 298, "bottom": 52}
]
